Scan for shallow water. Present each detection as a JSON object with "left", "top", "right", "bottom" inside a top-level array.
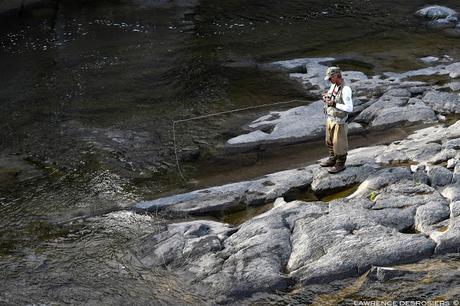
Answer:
[{"left": 0, "top": 0, "right": 459, "bottom": 304}]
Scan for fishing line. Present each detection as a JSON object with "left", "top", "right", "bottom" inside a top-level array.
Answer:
[{"left": 172, "top": 99, "right": 309, "bottom": 182}]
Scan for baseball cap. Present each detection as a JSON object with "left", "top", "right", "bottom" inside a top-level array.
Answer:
[{"left": 324, "top": 66, "right": 341, "bottom": 80}]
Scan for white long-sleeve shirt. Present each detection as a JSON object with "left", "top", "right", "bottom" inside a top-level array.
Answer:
[{"left": 327, "top": 84, "right": 353, "bottom": 112}]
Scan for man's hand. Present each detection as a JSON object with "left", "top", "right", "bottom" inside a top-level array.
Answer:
[{"left": 322, "top": 94, "right": 335, "bottom": 107}]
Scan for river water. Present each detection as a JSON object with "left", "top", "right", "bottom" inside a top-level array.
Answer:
[{"left": 0, "top": 0, "right": 459, "bottom": 304}]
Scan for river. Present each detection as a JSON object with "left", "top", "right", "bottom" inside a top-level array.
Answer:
[{"left": 0, "top": 0, "right": 459, "bottom": 304}]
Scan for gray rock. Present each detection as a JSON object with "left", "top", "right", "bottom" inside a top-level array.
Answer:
[
  {"left": 288, "top": 178, "right": 445, "bottom": 284},
  {"left": 370, "top": 180, "right": 447, "bottom": 234},
  {"left": 420, "top": 56, "right": 440, "bottom": 64},
  {"left": 370, "top": 104, "right": 437, "bottom": 128},
  {"left": 373, "top": 180, "right": 441, "bottom": 207},
  {"left": 243, "top": 166, "right": 315, "bottom": 205},
  {"left": 376, "top": 141, "right": 442, "bottom": 164},
  {"left": 441, "top": 184, "right": 460, "bottom": 202},
  {"left": 199, "top": 200, "right": 327, "bottom": 296},
  {"left": 407, "top": 97, "right": 424, "bottom": 105},
  {"left": 415, "top": 200, "right": 451, "bottom": 234},
  {"left": 342, "top": 71, "right": 368, "bottom": 82},
  {"left": 447, "top": 158, "right": 458, "bottom": 169},
  {"left": 415, "top": 5, "right": 458, "bottom": 19},
  {"left": 427, "top": 166, "right": 453, "bottom": 187},
  {"left": 422, "top": 91, "right": 460, "bottom": 114},
  {"left": 355, "top": 91, "right": 410, "bottom": 124},
  {"left": 291, "top": 221, "right": 435, "bottom": 285},
  {"left": 453, "top": 163, "right": 460, "bottom": 184},
  {"left": 413, "top": 164, "right": 430, "bottom": 185},
  {"left": 450, "top": 201, "right": 460, "bottom": 218},
  {"left": 134, "top": 220, "right": 235, "bottom": 268},
  {"left": 269, "top": 57, "right": 333, "bottom": 73},
  {"left": 429, "top": 149, "right": 457, "bottom": 164},
  {"left": 310, "top": 164, "right": 380, "bottom": 195},
  {"left": 447, "top": 82, "right": 460, "bottom": 91},
  {"left": 346, "top": 145, "right": 387, "bottom": 167},
  {"left": 444, "top": 138, "right": 460, "bottom": 150},
  {"left": 446, "top": 62, "right": 460, "bottom": 78},
  {"left": 134, "top": 166, "right": 317, "bottom": 215},
  {"left": 434, "top": 216, "right": 460, "bottom": 254},
  {"left": 134, "top": 181, "right": 253, "bottom": 214},
  {"left": 366, "top": 266, "right": 425, "bottom": 282},
  {"left": 349, "top": 167, "right": 412, "bottom": 199},
  {"left": 383, "top": 66, "right": 448, "bottom": 81},
  {"left": 227, "top": 101, "right": 327, "bottom": 151}
]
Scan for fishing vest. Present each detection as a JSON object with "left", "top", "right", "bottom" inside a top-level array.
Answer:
[{"left": 326, "top": 84, "right": 349, "bottom": 123}]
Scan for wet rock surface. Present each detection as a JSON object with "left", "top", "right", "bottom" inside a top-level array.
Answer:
[{"left": 131, "top": 121, "right": 460, "bottom": 301}]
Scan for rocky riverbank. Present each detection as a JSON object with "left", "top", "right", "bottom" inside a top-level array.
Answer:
[{"left": 132, "top": 117, "right": 460, "bottom": 302}]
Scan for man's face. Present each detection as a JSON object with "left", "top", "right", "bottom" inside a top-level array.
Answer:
[{"left": 329, "top": 73, "right": 339, "bottom": 84}]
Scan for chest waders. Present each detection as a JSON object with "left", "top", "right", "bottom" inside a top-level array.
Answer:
[
  {"left": 325, "top": 84, "right": 348, "bottom": 123},
  {"left": 320, "top": 83, "right": 349, "bottom": 173}
]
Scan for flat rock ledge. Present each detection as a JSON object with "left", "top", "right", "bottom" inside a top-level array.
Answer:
[
  {"left": 130, "top": 121, "right": 460, "bottom": 302},
  {"left": 226, "top": 56, "right": 460, "bottom": 152}
]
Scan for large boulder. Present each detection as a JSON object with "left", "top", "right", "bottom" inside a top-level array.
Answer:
[{"left": 415, "top": 5, "right": 458, "bottom": 19}]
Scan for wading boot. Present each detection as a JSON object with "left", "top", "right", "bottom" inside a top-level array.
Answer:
[
  {"left": 320, "top": 152, "right": 336, "bottom": 167},
  {"left": 328, "top": 154, "right": 346, "bottom": 174}
]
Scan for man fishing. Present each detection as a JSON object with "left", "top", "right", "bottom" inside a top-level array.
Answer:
[{"left": 320, "top": 66, "right": 353, "bottom": 174}]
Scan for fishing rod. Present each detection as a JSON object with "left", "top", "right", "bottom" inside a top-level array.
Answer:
[{"left": 172, "top": 99, "right": 310, "bottom": 182}]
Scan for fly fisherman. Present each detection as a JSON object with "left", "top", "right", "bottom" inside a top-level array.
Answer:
[{"left": 320, "top": 66, "right": 353, "bottom": 174}]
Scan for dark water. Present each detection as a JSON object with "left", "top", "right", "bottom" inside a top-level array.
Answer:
[{"left": 0, "top": 0, "right": 459, "bottom": 304}]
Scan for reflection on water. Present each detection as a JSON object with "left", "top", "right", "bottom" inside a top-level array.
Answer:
[{"left": 0, "top": 0, "right": 459, "bottom": 304}]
